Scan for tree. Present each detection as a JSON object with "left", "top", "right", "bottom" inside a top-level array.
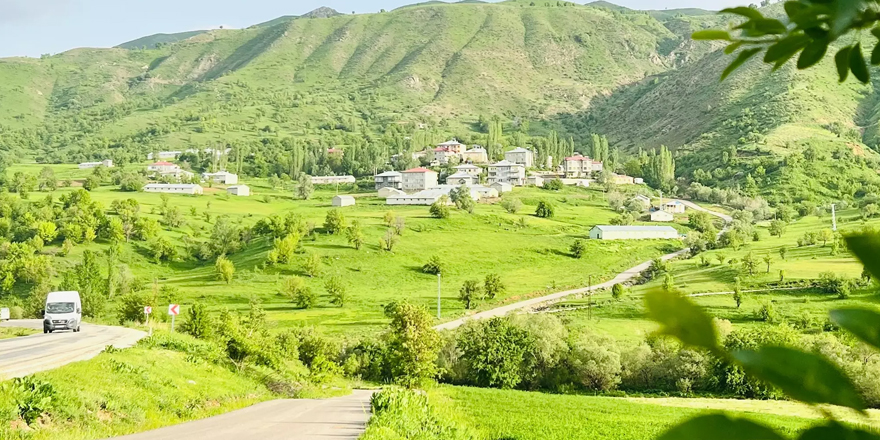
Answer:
[
  {"left": 323, "top": 209, "right": 346, "bottom": 234},
  {"left": 422, "top": 255, "right": 444, "bottom": 275},
  {"left": 346, "top": 220, "right": 364, "bottom": 250},
  {"left": 39, "top": 167, "right": 57, "bottom": 191},
  {"left": 380, "top": 228, "right": 398, "bottom": 251},
  {"left": 732, "top": 277, "right": 743, "bottom": 309},
  {"left": 267, "top": 233, "right": 300, "bottom": 265},
  {"left": 325, "top": 276, "right": 347, "bottom": 307},
  {"left": 284, "top": 277, "right": 316, "bottom": 309},
  {"left": 768, "top": 220, "right": 787, "bottom": 237},
  {"left": 779, "top": 246, "right": 788, "bottom": 261},
  {"left": 611, "top": 283, "right": 625, "bottom": 300},
  {"left": 459, "top": 279, "right": 482, "bottom": 309},
  {"left": 819, "top": 228, "right": 834, "bottom": 246},
  {"left": 663, "top": 273, "right": 675, "bottom": 291},
  {"left": 501, "top": 198, "right": 522, "bottom": 214},
  {"left": 457, "top": 317, "right": 532, "bottom": 389},
  {"left": 181, "top": 303, "right": 213, "bottom": 339},
  {"left": 304, "top": 252, "right": 322, "bottom": 277},
  {"left": 644, "top": 146, "right": 675, "bottom": 192},
  {"left": 82, "top": 175, "right": 100, "bottom": 191},
  {"left": 741, "top": 252, "right": 758, "bottom": 276},
  {"left": 393, "top": 216, "right": 405, "bottom": 235},
  {"left": 162, "top": 206, "right": 185, "bottom": 228},
  {"left": 535, "top": 200, "right": 554, "bottom": 218},
  {"left": 296, "top": 174, "right": 313, "bottom": 200},
  {"left": 383, "top": 211, "right": 395, "bottom": 226},
  {"left": 544, "top": 178, "right": 564, "bottom": 191},
  {"left": 429, "top": 196, "right": 451, "bottom": 219},
  {"left": 570, "top": 239, "right": 586, "bottom": 258},
  {"left": 215, "top": 256, "right": 235, "bottom": 284},
  {"left": 763, "top": 254, "right": 773, "bottom": 273},
  {"left": 450, "top": 184, "right": 475, "bottom": 213},
  {"left": 484, "top": 273, "right": 504, "bottom": 299},
  {"left": 384, "top": 301, "right": 441, "bottom": 388}
]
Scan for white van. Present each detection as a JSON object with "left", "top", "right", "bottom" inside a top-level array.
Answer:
[{"left": 43, "top": 291, "right": 82, "bottom": 333}]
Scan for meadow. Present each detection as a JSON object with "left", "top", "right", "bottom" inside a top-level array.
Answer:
[{"left": 2, "top": 164, "right": 681, "bottom": 336}]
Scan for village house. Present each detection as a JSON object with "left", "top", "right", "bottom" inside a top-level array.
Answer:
[
  {"left": 436, "top": 140, "right": 466, "bottom": 155},
  {"left": 332, "top": 195, "right": 356, "bottom": 207},
  {"left": 632, "top": 195, "right": 652, "bottom": 209},
  {"left": 662, "top": 201, "right": 687, "bottom": 214},
  {"left": 650, "top": 210, "right": 674, "bottom": 222},
  {"left": 446, "top": 171, "right": 476, "bottom": 186},
  {"left": 386, "top": 185, "right": 481, "bottom": 206},
  {"left": 504, "top": 147, "right": 534, "bottom": 168},
  {"left": 562, "top": 155, "right": 603, "bottom": 178},
  {"left": 147, "top": 151, "right": 182, "bottom": 160},
  {"left": 470, "top": 185, "right": 499, "bottom": 198},
  {"left": 378, "top": 187, "right": 406, "bottom": 198},
  {"left": 461, "top": 146, "right": 489, "bottom": 164},
  {"left": 147, "top": 161, "right": 181, "bottom": 174},
  {"left": 453, "top": 164, "right": 483, "bottom": 177},
  {"left": 144, "top": 184, "right": 203, "bottom": 195},
  {"left": 401, "top": 168, "right": 438, "bottom": 192},
  {"left": 611, "top": 174, "right": 636, "bottom": 185},
  {"left": 78, "top": 159, "right": 114, "bottom": 170},
  {"left": 488, "top": 160, "right": 526, "bottom": 186},
  {"left": 202, "top": 171, "right": 239, "bottom": 185},
  {"left": 490, "top": 182, "right": 513, "bottom": 193},
  {"left": 227, "top": 185, "right": 250, "bottom": 197},
  {"left": 525, "top": 175, "right": 545, "bottom": 187},
  {"left": 589, "top": 225, "right": 679, "bottom": 240},
  {"left": 311, "top": 175, "right": 357, "bottom": 185},
  {"left": 374, "top": 171, "right": 403, "bottom": 190}
]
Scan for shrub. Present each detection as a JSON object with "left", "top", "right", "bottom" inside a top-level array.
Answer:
[
  {"left": 457, "top": 317, "right": 533, "bottom": 389},
  {"left": 612, "top": 283, "right": 625, "bottom": 299},
  {"left": 215, "top": 256, "right": 235, "bottom": 284},
  {"left": 116, "top": 291, "right": 155, "bottom": 324},
  {"left": 325, "top": 276, "right": 347, "bottom": 307},
  {"left": 422, "top": 255, "right": 444, "bottom": 275},
  {"left": 755, "top": 302, "right": 781, "bottom": 323},
  {"left": 303, "top": 253, "right": 322, "bottom": 277},
  {"left": 430, "top": 196, "right": 451, "bottom": 219},
  {"left": 323, "top": 209, "right": 346, "bottom": 234},
  {"left": 535, "top": 200, "right": 555, "bottom": 218},
  {"left": 293, "top": 286, "right": 318, "bottom": 309},
  {"left": 500, "top": 198, "right": 522, "bottom": 214},
  {"left": 484, "top": 273, "right": 505, "bottom": 299},
  {"left": 544, "top": 178, "right": 564, "bottom": 191},
  {"left": 458, "top": 279, "right": 482, "bottom": 310},
  {"left": 568, "top": 331, "right": 622, "bottom": 391},
  {"left": 180, "top": 303, "right": 213, "bottom": 339},
  {"left": 570, "top": 239, "right": 586, "bottom": 258}
]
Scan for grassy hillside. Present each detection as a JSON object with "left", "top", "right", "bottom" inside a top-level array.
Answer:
[{"left": 116, "top": 31, "right": 210, "bottom": 50}]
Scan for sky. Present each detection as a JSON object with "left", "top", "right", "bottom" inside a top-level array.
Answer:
[{"left": 0, "top": 0, "right": 744, "bottom": 58}]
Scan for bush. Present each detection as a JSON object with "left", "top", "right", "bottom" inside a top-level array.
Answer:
[
  {"left": 500, "top": 198, "right": 522, "bottom": 214},
  {"left": 484, "top": 273, "right": 505, "bottom": 299},
  {"left": 570, "top": 239, "right": 586, "bottom": 258},
  {"left": 117, "top": 291, "right": 155, "bottom": 324},
  {"left": 5, "top": 376, "right": 59, "bottom": 425},
  {"left": 362, "top": 388, "right": 476, "bottom": 440},
  {"left": 325, "top": 276, "right": 347, "bottom": 307},
  {"left": 180, "top": 303, "right": 213, "bottom": 339},
  {"left": 323, "top": 209, "right": 346, "bottom": 234},
  {"left": 457, "top": 317, "right": 533, "bottom": 389},
  {"left": 293, "top": 285, "right": 317, "bottom": 309},
  {"left": 535, "top": 200, "right": 555, "bottom": 218},
  {"left": 422, "top": 255, "right": 445, "bottom": 275},
  {"left": 430, "top": 196, "right": 451, "bottom": 219},
  {"left": 612, "top": 283, "right": 625, "bottom": 299},
  {"left": 544, "top": 178, "right": 564, "bottom": 191},
  {"left": 755, "top": 301, "right": 781, "bottom": 323},
  {"left": 567, "top": 331, "right": 622, "bottom": 391}
]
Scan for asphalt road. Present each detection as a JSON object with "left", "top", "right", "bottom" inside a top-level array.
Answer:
[
  {"left": 436, "top": 199, "right": 731, "bottom": 330},
  {"left": 110, "top": 390, "right": 374, "bottom": 440},
  {"left": 0, "top": 320, "right": 146, "bottom": 379}
]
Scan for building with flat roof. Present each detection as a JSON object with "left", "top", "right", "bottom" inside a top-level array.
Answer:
[
  {"left": 504, "top": 147, "right": 534, "bottom": 168},
  {"left": 488, "top": 160, "right": 526, "bottom": 186},
  {"left": 202, "top": 171, "right": 239, "bottom": 185},
  {"left": 374, "top": 171, "right": 403, "bottom": 190},
  {"left": 79, "top": 159, "right": 113, "bottom": 169},
  {"left": 386, "top": 185, "right": 481, "bottom": 206},
  {"left": 311, "top": 175, "right": 356, "bottom": 185},
  {"left": 144, "top": 184, "right": 203, "bottom": 195},
  {"left": 662, "top": 201, "right": 686, "bottom": 214},
  {"left": 401, "top": 168, "right": 439, "bottom": 192},
  {"left": 227, "top": 185, "right": 250, "bottom": 197},
  {"left": 589, "top": 225, "right": 679, "bottom": 240}
]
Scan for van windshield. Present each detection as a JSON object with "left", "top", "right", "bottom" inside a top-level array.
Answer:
[{"left": 46, "top": 302, "right": 75, "bottom": 314}]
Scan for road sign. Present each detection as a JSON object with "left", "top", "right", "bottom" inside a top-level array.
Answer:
[
  {"left": 144, "top": 306, "right": 152, "bottom": 315},
  {"left": 168, "top": 304, "right": 179, "bottom": 316}
]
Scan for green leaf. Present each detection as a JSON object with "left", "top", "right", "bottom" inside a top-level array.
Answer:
[
  {"left": 845, "top": 233, "right": 880, "bottom": 280},
  {"left": 836, "top": 46, "right": 853, "bottom": 82},
  {"left": 722, "top": 48, "right": 762, "bottom": 81},
  {"left": 644, "top": 289, "right": 719, "bottom": 351},
  {"left": 797, "top": 40, "right": 828, "bottom": 69},
  {"left": 872, "top": 27, "right": 880, "bottom": 40},
  {"left": 830, "top": 308, "right": 880, "bottom": 351},
  {"left": 832, "top": 0, "right": 863, "bottom": 37},
  {"left": 872, "top": 44, "right": 880, "bottom": 66},
  {"left": 783, "top": 1, "right": 805, "bottom": 19},
  {"left": 721, "top": 7, "right": 764, "bottom": 20},
  {"left": 750, "top": 18, "right": 787, "bottom": 36},
  {"left": 799, "top": 422, "right": 880, "bottom": 440},
  {"left": 724, "top": 41, "right": 744, "bottom": 55},
  {"left": 658, "top": 414, "right": 785, "bottom": 440},
  {"left": 733, "top": 346, "right": 865, "bottom": 410},
  {"left": 850, "top": 43, "right": 870, "bottom": 83},
  {"left": 765, "top": 35, "right": 810, "bottom": 64},
  {"left": 691, "top": 30, "right": 731, "bottom": 41}
]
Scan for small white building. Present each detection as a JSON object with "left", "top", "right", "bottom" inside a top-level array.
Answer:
[
  {"left": 560, "top": 179, "right": 591, "bottom": 187},
  {"left": 401, "top": 168, "right": 439, "bottom": 192},
  {"left": 387, "top": 185, "right": 481, "bottom": 206},
  {"left": 454, "top": 164, "right": 483, "bottom": 177},
  {"left": 650, "top": 210, "right": 674, "bottom": 222},
  {"left": 332, "top": 195, "right": 356, "bottom": 207},
  {"left": 147, "top": 161, "right": 180, "bottom": 174},
  {"left": 227, "top": 185, "right": 250, "bottom": 197},
  {"left": 446, "top": 171, "right": 476, "bottom": 186},
  {"left": 488, "top": 160, "right": 526, "bottom": 186},
  {"left": 612, "top": 174, "right": 636, "bottom": 185},
  {"left": 79, "top": 159, "right": 113, "bottom": 169},
  {"left": 311, "top": 175, "right": 356, "bottom": 185},
  {"left": 461, "top": 147, "right": 489, "bottom": 164},
  {"left": 470, "top": 185, "right": 499, "bottom": 198},
  {"left": 589, "top": 225, "right": 679, "bottom": 240},
  {"left": 662, "top": 201, "right": 687, "bottom": 214},
  {"left": 144, "top": 184, "right": 203, "bottom": 195},
  {"left": 633, "top": 195, "right": 652, "bottom": 209},
  {"left": 378, "top": 187, "right": 407, "bottom": 198},
  {"left": 526, "top": 175, "right": 545, "bottom": 187},
  {"left": 490, "top": 182, "right": 513, "bottom": 193},
  {"left": 504, "top": 147, "right": 534, "bottom": 168},
  {"left": 147, "top": 151, "right": 183, "bottom": 160},
  {"left": 203, "top": 171, "right": 239, "bottom": 185},
  {"left": 375, "top": 171, "right": 403, "bottom": 190}
]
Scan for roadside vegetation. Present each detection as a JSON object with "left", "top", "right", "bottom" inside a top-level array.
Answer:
[{"left": 0, "top": 327, "right": 37, "bottom": 340}]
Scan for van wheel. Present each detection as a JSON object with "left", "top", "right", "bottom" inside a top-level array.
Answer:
[
  {"left": 75, "top": 327, "right": 80, "bottom": 333},
  {"left": 43, "top": 328, "right": 48, "bottom": 334}
]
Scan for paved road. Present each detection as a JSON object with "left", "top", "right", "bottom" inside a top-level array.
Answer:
[
  {"left": 436, "top": 200, "right": 731, "bottom": 330},
  {"left": 0, "top": 320, "right": 146, "bottom": 379},
  {"left": 110, "top": 390, "right": 374, "bottom": 440}
]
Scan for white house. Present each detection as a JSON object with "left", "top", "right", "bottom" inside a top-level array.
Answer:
[
  {"left": 611, "top": 174, "right": 636, "bottom": 185},
  {"left": 78, "top": 159, "right": 113, "bottom": 169},
  {"left": 633, "top": 195, "right": 652, "bottom": 209},
  {"left": 144, "top": 184, "right": 203, "bottom": 195},
  {"left": 589, "top": 225, "right": 679, "bottom": 240},
  {"left": 526, "top": 175, "right": 545, "bottom": 187},
  {"left": 562, "top": 155, "right": 602, "bottom": 178},
  {"left": 227, "top": 185, "right": 250, "bottom": 197},
  {"left": 490, "top": 182, "right": 513, "bottom": 193},
  {"left": 202, "top": 171, "right": 239, "bottom": 185},
  {"left": 504, "top": 148, "right": 534, "bottom": 168},
  {"left": 332, "top": 195, "right": 356, "bottom": 207},
  {"left": 311, "top": 175, "right": 356, "bottom": 185},
  {"left": 446, "top": 171, "right": 476, "bottom": 186},
  {"left": 650, "top": 210, "right": 674, "bottom": 222},
  {"left": 147, "top": 161, "right": 180, "bottom": 174},
  {"left": 470, "top": 185, "right": 499, "bottom": 198},
  {"left": 374, "top": 171, "right": 403, "bottom": 190},
  {"left": 387, "top": 185, "right": 481, "bottom": 206},
  {"left": 662, "top": 201, "right": 687, "bottom": 214},
  {"left": 461, "top": 147, "right": 489, "bottom": 164},
  {"left": 147, "top": 151, "right": 183, "bottom": 160},
  {"left": 378, "top": 187, "right": 406, "bottom": 198},
  {"left": 436, "top": 140, "right": 466, "bottom": 154},
  {"left": 401, "top": 168, "right": 438, "bottom": 192},
  {"left": 560, "top": 179, "right": 591, "bottom": 187},
  {"left": 454, "top": 164, "right": 483, "bottom": 177},
  {"left": 488, "top": 160, "right": 526, "bottom": 186}
]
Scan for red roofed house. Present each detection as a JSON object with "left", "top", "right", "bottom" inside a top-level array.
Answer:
[
  {"left": 436, "top": 140, "right": 466, "bottom": 154},
  {"left": 563, "top": 154, "right": 603, "bottom": 178},
  {"left": 401, "top": 167, "right": 439, "bottom": 192}
]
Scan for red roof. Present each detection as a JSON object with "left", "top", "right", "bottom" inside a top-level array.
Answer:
[
  {"left": 434, "top": 147, "right": 449, "bottom": 152},
  {"left": 151, "top": 161, "right": 175, "bottom": 166},
  {"left": 403, "top": 167, "right": 436, "bottom": 173}
]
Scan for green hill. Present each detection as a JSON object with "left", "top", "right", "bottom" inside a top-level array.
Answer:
[{"left": 116, "top": 31, "right": 210, "bottom": 50}]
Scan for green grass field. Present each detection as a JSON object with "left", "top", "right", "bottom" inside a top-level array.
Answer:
[
  {"left": 0, "top": 327, "right": 38, "bottom": 340},
  {"left": 429, "top": 385, "right": 857, "bottom": 440},
  {"left": 0, "top": 167, "right": 685, "bottom": 336}
]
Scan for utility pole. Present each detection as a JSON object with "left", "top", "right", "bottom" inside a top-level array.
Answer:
[
  {"left": 831, "top": 203, "right": 838, "bottom": 232},
  {"left": 437, "top": 273, "right": 442, "bottom": 319}
]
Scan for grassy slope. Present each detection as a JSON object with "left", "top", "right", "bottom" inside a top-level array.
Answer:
[
  {"left": 431, "top": 385, "right": 830, "bottom": 440},
  {"left": 1, "top": 165, "right": 679, "bottom": 335}
]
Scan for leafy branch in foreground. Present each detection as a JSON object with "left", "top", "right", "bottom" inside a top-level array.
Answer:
[
  {"left": 693, "top": 1, "right": 880, "bottom": 82},
  {"left": 648, "top": 232, "right": 880, "bottom": 440}
]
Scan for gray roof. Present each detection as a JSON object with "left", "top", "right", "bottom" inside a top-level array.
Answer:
[
  {"left": 376, "top": 171, "right": 402, "bottom": 177},
  {"left": 447, "top": 171, "right": 474, "bottom": 179},
  {"left": 592, "top": 225, "right": 678, "bottom": 232}
]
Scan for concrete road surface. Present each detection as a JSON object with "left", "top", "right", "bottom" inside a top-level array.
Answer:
[
  {"left": 110, "top": 390, "right": 375, "bottom": 440},
  {"left": 436, "top": 200, "right": 731, "bottom": 330},
  {"left": 0, "top": 320, "right": 146, "bottom": 379}
]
